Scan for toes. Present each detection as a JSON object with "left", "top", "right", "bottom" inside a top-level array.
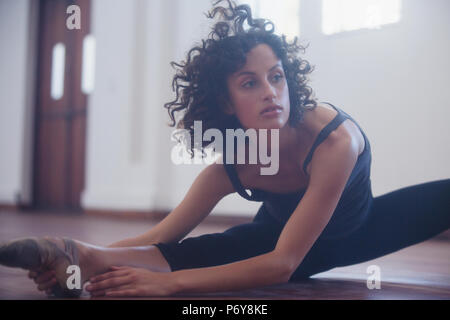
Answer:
[
  {"left": 1, "top": 237, "right": 83, "bottom": 298},
  {"left": 0, "top": 238, "right": 41, "bottom": 269}
]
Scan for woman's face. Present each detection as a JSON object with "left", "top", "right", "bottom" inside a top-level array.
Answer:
[{"left": 225, "top": 43, "right": 290, "bottom": 130}]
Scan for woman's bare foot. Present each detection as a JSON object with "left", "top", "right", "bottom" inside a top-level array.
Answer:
[{"left": 0, "top": 236, "right": 100, "bottom": 297}]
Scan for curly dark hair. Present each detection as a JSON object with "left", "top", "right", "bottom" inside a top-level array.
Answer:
[{"left": 164, "top": 0, "right": 318, "bottom": 159}]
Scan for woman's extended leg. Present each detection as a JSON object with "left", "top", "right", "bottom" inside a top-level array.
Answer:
[{"left": 290, "top": 178, "right": 450, "bottom": 280}]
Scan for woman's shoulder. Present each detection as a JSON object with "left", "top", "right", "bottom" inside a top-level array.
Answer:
[
  {"left": 298, "top": 102, "right": 366, "bottom": 176},
  {"left": 314, "top": 103, "right": 366, "bottom": 157}
]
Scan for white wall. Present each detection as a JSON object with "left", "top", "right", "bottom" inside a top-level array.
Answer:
[
  {"left": 1, "top": 0, "right": 449, "bottom": 216},
  {"left": 0, "top": 0, "right": 38, "bottom": 205},
  {"left": 81, "top": 0, "right": 158, "bottom": 210}
]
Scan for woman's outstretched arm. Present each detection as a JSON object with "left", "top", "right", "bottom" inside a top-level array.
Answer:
[
  {"left": 86, "top": 248, "right": 290, "bottom": 297},
  {"left": 170, "top": 250, "right": 291, "bottom": 294}
]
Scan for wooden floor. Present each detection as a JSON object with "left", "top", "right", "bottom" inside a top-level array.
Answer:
[{"left": 0, "top": 210, "right": 449, "bottom": 300}]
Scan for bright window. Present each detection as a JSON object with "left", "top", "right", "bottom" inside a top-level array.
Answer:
[
  {"left": 238, "top": 0, "right": 301, "bottom": 41},
  {"left": 322, "top": 0, "right": 402, "bottom": 35},
  {"left": 81, "top": 34, "right": 96, "bottom": 95},
  {"left": 50, "top": 42, "right": 65, "bottom": 100}
]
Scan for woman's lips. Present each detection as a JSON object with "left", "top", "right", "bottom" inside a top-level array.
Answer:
[{"left": 260, "top": 105, "right": 283, "bottom": 117}]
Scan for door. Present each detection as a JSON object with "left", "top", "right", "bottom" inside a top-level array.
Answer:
[{"left": 33, "top": 0, "right": 91, "bottom": 211}]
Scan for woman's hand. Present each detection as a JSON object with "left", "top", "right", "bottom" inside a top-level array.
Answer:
[
  {"left": 86, "top": 266, "right": 176, "bottom": 297},
  {"left": 28, "top": 270, "right": 58, "bottom": 296}
]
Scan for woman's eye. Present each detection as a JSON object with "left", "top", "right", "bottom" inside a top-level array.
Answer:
[
  {"left": 273, "top": 74, "right": 284, "bottom": 81},
  {"left": 242, "top": 81, "right": 255, "bottom": 88}
]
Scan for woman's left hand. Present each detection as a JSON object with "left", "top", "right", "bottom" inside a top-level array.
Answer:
[{"left": 86, "top": 266, "right": 176, "bottom": 297}]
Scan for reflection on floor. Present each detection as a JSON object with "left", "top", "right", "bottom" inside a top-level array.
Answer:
[{"left": 0, "top": 210, "right": 449, "bottom": 300}]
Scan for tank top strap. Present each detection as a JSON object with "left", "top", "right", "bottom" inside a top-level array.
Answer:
[
  {"left": 223, "top": 162, "right": 265, "bottom": 201},
  {"left": 302, "top": 102, "right": 349, "bottom": 175},
  {"left": 222, "top": 138, "right": 266, "bottom": 201}
]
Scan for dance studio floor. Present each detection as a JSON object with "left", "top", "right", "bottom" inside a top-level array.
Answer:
[{"left": 0, "top": 210, "right": 449, "bottom": 300}]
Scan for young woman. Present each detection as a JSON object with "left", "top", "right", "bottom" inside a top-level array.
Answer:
[{"left": 1, "top": 0, "right": 449, "bottom": 298}]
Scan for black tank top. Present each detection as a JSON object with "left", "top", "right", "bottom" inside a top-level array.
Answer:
[{"left": 223, "top": 102, "right": 374, "bottom": 240}]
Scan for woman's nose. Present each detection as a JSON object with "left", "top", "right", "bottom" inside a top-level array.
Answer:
[{"left": 261, "top": 80, "right": 276, "bottom": 100}]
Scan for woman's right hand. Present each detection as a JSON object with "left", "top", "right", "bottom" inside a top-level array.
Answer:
[{"left": 28, "top": 270, "right": 58, "bottom": 296}]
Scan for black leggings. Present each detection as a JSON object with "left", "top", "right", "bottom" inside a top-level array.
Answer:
[{"left": 154, "top": 179, "right": 450, "bottom": 281}]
